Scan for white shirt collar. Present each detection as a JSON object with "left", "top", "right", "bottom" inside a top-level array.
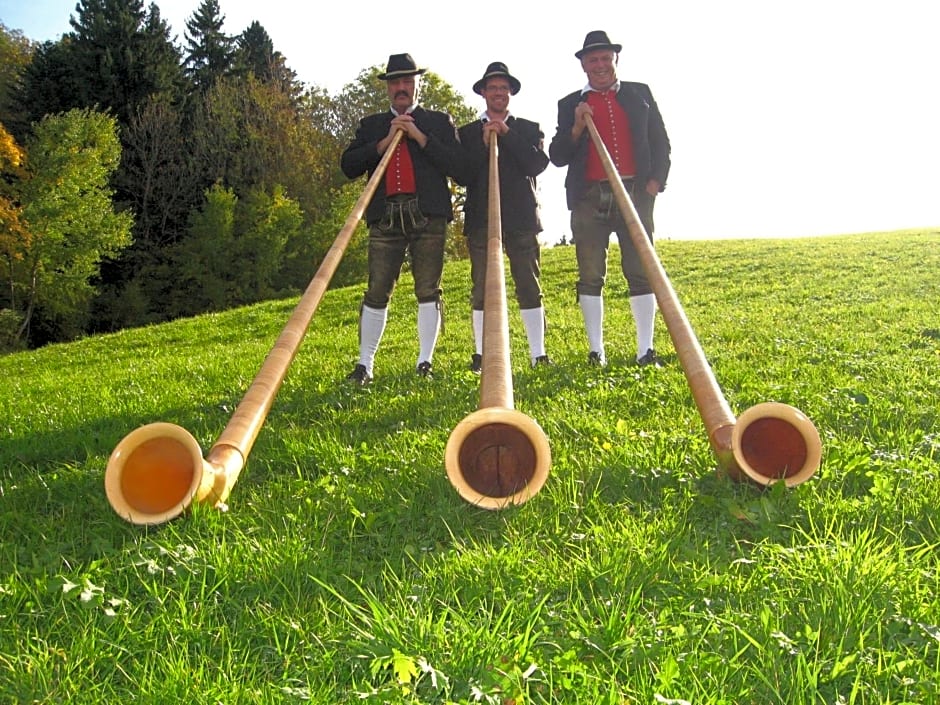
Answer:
[
  {"left": 389, "top": 103, "right": 418, "bottom": 116},
  {"left": 480, "top": 109, "right": 511, "bottom": 123},
  {"left": 581, "top": 80, "right": 620, "bottom": 95}
]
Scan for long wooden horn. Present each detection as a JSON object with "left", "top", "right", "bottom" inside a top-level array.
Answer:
[
  {"left": 583, "top": 116, "right": 821, "bottom": 486},
  {"left": 105, "top": 132, "right": 406, "bottom": 525},
  {"left": 444, "top": 133, "right": 551, "bottom": 508}
]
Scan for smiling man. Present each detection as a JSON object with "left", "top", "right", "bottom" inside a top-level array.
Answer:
[
  {"left": 549, "top": 31, "right": 671, "bottom": 369},
  {"left": 455, "top": 62, "right": 552, "bottom": 373}
]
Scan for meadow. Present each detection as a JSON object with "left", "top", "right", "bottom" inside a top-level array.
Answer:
[{"left": 1, "top": 230, "right": 938, "bottom": 704}]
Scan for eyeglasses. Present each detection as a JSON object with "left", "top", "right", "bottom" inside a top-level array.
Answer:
[{"left": 484, "top": 85, "right": 511, "bottom": 93}]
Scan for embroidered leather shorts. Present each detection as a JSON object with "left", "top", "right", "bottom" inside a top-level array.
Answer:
[
  {"left": 377, "top": 194, "right": 429, "bottom": 233},
  {"left": 587, "top": 179, "right": 635, "bottom": 221}
]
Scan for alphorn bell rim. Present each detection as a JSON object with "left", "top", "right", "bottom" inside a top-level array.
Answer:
[
  {"left": 731, "top": 401, "right": 822, "bottom": 488},
  {"left": 104, "top": 422, "right": 209, "bottom": 525},
  {"left": 445, "top": 406, "right": 552, "bottom": 510}
]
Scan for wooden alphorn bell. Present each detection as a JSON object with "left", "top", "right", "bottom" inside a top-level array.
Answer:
[
  {"left": 583, "top": 116, "right": 820, "bottom": 486},
  {"left": 105, "top": 132, "right": 407, "bottom": 525},
  {"left": 444, "top": 133, "right": 551, "bottom": 508}
]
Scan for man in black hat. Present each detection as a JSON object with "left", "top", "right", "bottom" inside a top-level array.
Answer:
[
  {"left": 549, "top": 30, "right": 671, "bottom": 368},
  {"left": 341, "top": 53, "right": 463, "bottom": 385},
  {"left": 455, "top": 62, "right": 552, "bottom": 373}
]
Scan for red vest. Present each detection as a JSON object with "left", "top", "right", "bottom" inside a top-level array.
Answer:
[
  {"left": 385, "top": 140, "right": 417, "bottom": 195},
  {"left": 585, "top": 89, "right": 636, "bottom": 181}
]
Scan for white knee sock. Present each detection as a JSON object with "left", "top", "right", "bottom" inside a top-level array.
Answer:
[
  {"left": 521, "top": 306, "right": 546, "bottom": 361},
  {"left": 630, "top": 293, "right": 657, "bottom": 358},
  {"left": 359, "top": 305, "right": 388, "bottom": 376},
  {"left": 579, "top": 294, "right": 604, "bottom": 358},
  {"left": 417, "top": 301, "right": 441, "bottom": 366},
  {"left": 472, "top": 309, "right": 484, "bottom": 355}
]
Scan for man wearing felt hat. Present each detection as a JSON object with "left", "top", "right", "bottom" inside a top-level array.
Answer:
[
  {"left": 549, "top": 30, "right": 671, "bottom": 369},
  {"left": 455, "top": 62, "right": 552, "bottom": 373},
  {"left": 341, "top": 53, "right": 463, "bottom": 385}
]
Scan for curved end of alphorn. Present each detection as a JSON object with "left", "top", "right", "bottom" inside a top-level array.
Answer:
[
  {"left": 444, "top": 407, "right": 551, "bottom": 510},
  {"left": 104, "top": 422, "right": 242, "bottom": 525},
  {"left": 720, "top": 402, "right": 822, "bottom": 488}
]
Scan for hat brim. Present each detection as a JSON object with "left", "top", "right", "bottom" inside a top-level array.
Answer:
[
  {"left": 575, "top": 42, "right": 622, "bottom": 59},
  {"left": 378, "top": 67, "right": 427, "bottom": 80},
  {"left": 473, "top": 75, "right": 522, "bottom": 96}
]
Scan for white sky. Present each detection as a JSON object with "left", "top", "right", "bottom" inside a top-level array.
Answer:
[{"left": 3, "top": 0, "right": 939, "bottom": 241}]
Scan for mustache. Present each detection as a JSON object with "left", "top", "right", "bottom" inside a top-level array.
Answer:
[{"left": 394, "top": 90, "right": 410, "bottom": 98}]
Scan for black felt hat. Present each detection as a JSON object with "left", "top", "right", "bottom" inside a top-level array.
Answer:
[
  {"left": 377, "top": 53, "right": 427, "bottom": 80},
  {"left": 472, "top": 61, "right": 522, "bottom": 96},
  {"left": 575, "top": 30, "right": 622, "bottom": 59}
]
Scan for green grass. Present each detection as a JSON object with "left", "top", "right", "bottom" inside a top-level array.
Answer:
[{"left": 2, "top": 229, "right": 939, "bottom": 704}]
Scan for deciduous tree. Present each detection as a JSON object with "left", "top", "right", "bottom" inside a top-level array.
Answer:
[
  {"left": 12, "top": 109, "right": 132, "bottom": 345},
  {"left": 0, "top": 121, "right": 27, "bottom": 349}
]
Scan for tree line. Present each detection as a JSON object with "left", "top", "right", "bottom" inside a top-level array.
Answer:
[{"left": 0, "top": 0, "right": 474, "bottom": 352}]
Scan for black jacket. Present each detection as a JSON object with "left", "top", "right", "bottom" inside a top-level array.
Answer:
[
  {"left": 549, "top": 82, "right": 671, "bottom": 210},
  {"left": 340, "top": 106, "right": 463, "bottom": 225},
  {"left": 456, "top": 115, "right": 549, "bottom": 234}
]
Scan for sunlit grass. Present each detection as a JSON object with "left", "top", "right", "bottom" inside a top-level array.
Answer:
[{"left": 1, "top": 229, "right": 938, "bottom": 703}]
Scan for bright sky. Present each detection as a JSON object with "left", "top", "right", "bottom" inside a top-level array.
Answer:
[{"left": 3, "top": 0, "right": 939, "bottom": 241}]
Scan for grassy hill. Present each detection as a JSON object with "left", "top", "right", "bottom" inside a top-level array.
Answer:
[{"left": 1, "top": 230, "right": 939, "bottom": 703}]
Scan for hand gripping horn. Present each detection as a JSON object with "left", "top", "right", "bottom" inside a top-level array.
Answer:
[
  {"left": 444, "top": 133, "right": 551, "bottom": 508},
  {"left": 583, "top": 116, "right": 821, "bottom": 486},
  {"left": 105, "top": 131, "right": 407, "bottom": 524}
]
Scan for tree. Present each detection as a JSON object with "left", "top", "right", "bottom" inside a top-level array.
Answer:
[
  {"left": 168, "top": 182, "right": 302, "bottom": 317},
  {"left": 14, "top": 38, "right": 83, "bottom": 140},
  {"left": 234, "top": 21, "right": 300, "bottom": 101},
  {"left": 172, "top": 182, "right": 235, "bottom": 314},
  {"left": 65, "top": 0, "right": 183, "bottom": 127},
  {"left": 183, "top": 0, "right": 235, "bottom": 93},
  {"left": 188, "top": 74, "right": 341, "bottom": 226},
  {"left": 0, "top": 24, "right": 34, "bottom": 138},
  {"left": 0, "top": 121, "right": 27, "bottom": 350},
  {"left": 9, "top": 109, "right": 132, "bottom": 346},
  {"left": 118, "top": 95, "right": 196, "bottom": 248},
  {"left": 232, "top": 184, "right": 301, "bottom": 300}
]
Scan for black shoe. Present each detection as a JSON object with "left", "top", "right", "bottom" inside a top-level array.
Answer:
[
  {"left": 416, "top": 361, "right": 433, "bottom": 377},
  {"left": 532, "top": 355, "right": 554, "bottom": 368},
  {"left": 636, "top": 348, "right": 663, "bottom": 368},
  {"left": 469, "top": 353, "right": 482, "bottom": 373},
  {"left": 346, "top": 363, "right": 372, "bottom": 386},
  {"left": 587, "top": 351, "right": 607, "bottom": 367}
]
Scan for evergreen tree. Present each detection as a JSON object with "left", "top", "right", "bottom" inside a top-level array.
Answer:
[
  {"left": 66, "top": 0, "right": 182, "bottom": 127},
  {"left": 183, "top": 0, "right": 235, "bottom": 93},
  {"left": 0, "top": 24, "right": 34, "bottom": 140},
  {"left": 139, "top": 3, "right": 186, "bottom": 104},
  {"left": 234, "top": 22, "right": 300, "bottom": 102},
  {"left": 15, "top": 38, "right": 83, "bottom": 139}
]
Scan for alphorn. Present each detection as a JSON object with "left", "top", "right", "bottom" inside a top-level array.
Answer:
[
  {"left": 444, "top": 134, "right": 551, "bottom": 509},
  {"left": 583, "top": 116, "right": 821, "bottom": 486},
  {"left": 105, "top": 131, "right": 406, "bottom": 525}
]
